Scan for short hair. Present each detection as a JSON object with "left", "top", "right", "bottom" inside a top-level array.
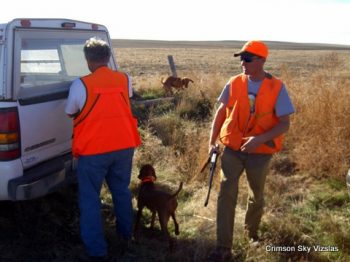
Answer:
[{"left": 83, "top": 37, "right": 111, "bottom": 63}]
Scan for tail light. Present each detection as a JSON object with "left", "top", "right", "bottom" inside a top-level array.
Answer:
[
  {"left": 61, "top": 22, "right": 76, "bottom": 28},
  {"left": 0, "top": 108, "right": 21, "bottom": 161},
  {"left": 20, "top": 19, "right": 31, "bottom": 27}
]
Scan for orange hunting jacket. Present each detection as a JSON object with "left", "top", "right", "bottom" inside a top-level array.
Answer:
[
  {"left": 219, "top": 73, "right": 283, "bottom": 154},
  {"left": 72, "top": 66, "right": 141, "bottom": 157}
]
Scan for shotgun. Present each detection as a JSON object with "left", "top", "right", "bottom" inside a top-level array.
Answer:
[{"left": 203, "top": 145, "right": 220, "bottom": 207}]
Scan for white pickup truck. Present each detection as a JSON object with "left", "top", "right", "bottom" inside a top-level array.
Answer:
[{"left": 0, "top": 18, "right": 118, "bottom": 200}]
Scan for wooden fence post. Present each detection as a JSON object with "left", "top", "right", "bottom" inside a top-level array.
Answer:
[{"left": 167, "top": 55, "right": 177, "bottom": 77}]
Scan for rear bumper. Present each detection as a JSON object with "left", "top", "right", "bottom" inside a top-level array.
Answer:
[{"left": 8, "top": 154, "right": 75, "bottom": 200}]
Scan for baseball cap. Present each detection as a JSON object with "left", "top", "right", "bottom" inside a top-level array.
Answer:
[{"left": 234, "top": 40, "right": 268, "bottom": 59}]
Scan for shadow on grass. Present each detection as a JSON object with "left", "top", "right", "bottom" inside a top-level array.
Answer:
[{"left": 0, "top": 185, "right": 219, "bottom": 262}]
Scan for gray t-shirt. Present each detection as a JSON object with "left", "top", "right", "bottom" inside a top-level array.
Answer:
[{"left": 218, "top": 77, "right": 295, "bottom": 117}]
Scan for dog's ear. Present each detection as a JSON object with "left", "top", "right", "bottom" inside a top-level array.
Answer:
[
  {"left": 138, "top": 165, "right": 146, "bottom": 179},
  {"left": 148, "top": 165, "right": 157, "bottom": 180},
  {"left": 152, "top": 167, "right": 157, "bottom": 179}
]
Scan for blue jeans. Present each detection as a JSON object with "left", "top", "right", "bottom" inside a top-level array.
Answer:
[{"left": 77, "top": 147, "right": 134, "bottom": 257}]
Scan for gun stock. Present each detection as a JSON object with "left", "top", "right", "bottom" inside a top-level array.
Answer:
[{"left": 200, "top": 156, "right": 211, "bottom": 173}]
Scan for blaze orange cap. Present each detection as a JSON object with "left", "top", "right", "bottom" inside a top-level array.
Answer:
[{"left": 234, "top": 40, "right": 268, "bottom": 59}]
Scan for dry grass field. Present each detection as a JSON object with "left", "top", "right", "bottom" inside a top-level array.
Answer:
[
  {"left": 116, "top": 41, "right": 350, "bottom": 262},
  {"left": 0, "top": 40, "right": 349, "bottom": 262}
]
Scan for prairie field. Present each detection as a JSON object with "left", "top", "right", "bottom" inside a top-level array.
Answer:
[{"left": 0, "top": 41, "right": 350, "bottom": 262}]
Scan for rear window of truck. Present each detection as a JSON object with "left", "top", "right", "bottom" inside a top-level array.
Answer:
[{"left": 14, "top": 29, "right": 110, "bottom": 102}]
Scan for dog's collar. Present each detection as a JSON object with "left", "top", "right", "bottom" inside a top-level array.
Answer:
[{"left": 141, "top": 176, "right": 156, "bottom": 184}]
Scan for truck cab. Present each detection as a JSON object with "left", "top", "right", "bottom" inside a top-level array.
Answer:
[{"left": 0, "top": 18, "right": 117, "bottom": 200}]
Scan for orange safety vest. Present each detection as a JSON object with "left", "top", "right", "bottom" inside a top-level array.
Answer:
[
  {"left": 219, "top": 73, "right": 283, "bottom": 154},
  {"left": 72, "top": 66, "right": 141, "bottom": 157}
]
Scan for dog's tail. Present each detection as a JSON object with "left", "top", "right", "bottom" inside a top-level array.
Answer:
[
  {"left": 161, "top": 77, "right": 166, "bottom": 84},
  {"left": 171, "top": 182, "right": 183, "bottom": 198}
]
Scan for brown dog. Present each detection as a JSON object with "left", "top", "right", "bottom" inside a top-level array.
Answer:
[
  {"left": 134, "top": 164, "right": 183, "bottom": 249},
  {"left": 161, "top": 76, "right": 194, "bottom": 96}
]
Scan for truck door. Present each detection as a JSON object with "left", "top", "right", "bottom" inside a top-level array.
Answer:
[{"left": 13, "top": 29, "right": 111, "bottom": 168}]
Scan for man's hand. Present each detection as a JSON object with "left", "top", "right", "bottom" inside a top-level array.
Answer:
[
  {"left": 240, "top": 115, "right": 290, "bottom": 153},
  {"left": 240, "top": 136, "right": 263, "bottom": 153},
  {"left": 208, "top": 144, "right": 219, "bottom": 155}
]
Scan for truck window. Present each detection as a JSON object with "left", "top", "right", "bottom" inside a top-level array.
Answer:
[
  {"left": 19, "top": 38, "right": 89, "bottom": 89},
  {"left": 14, "top": 30, "right": 110, "bottom": 102},
  {"left": 21, "top": 49, "right": 62, "bottom": 74}
]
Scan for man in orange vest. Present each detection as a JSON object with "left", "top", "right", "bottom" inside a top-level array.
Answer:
[
  {"left": 65, "top": 37, "right": 141, "bottom": 260},
  {"left": 207, "top": 40, "right": 294, "bottom": 261}
]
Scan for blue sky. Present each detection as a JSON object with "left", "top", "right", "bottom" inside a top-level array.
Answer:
[{"left": 2, "top": 0, "right": 350, "bottom": 45}]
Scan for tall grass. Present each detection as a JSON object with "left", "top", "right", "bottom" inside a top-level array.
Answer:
[{"left": 283, "top": 52, "right": 350, "bottom": 178}]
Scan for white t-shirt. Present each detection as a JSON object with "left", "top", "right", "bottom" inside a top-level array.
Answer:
[{"left": 65, "top": 74, "right": 133, "bottom": 115}]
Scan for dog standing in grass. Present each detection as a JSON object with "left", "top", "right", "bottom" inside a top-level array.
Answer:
[
  {"left": 134, "top": 164, "right": 183, "bottom": 249},
  {"left": 161, "top": 76, "right": 194, "bottom": 96}
]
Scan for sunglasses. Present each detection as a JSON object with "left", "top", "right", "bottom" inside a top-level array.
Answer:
[{"left": 240, "top": 56, "right": 260, "bottom": 63}]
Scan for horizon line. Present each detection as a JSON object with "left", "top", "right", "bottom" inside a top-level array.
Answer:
[{"left": 111, "top": 39, "right": 350, "bottom": 48}]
